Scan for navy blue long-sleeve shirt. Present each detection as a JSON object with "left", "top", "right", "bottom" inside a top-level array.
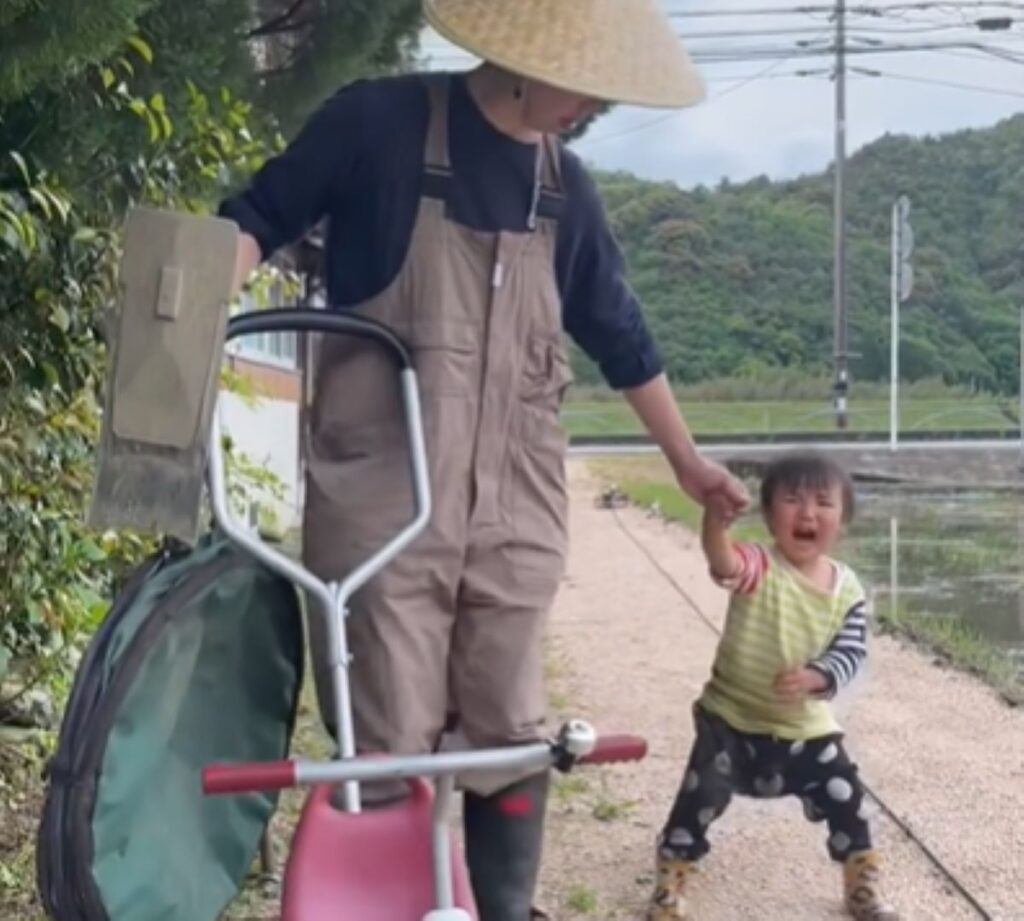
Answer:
[{"left": 218, "top": 72, "right": 662, "bottom": 390}]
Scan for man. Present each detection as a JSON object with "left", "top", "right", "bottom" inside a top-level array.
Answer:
[{"left": 219, "top": 2, "right": 749, "bottom": 917}]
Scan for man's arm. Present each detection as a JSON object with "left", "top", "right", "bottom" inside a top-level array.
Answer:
[
  {"left": 555, "top": 156, "right": 749, "bottom": 516},
  {"left": 624, "top": 373, "right": 748, "bottom": 516},
  {"left": 218, "top": 82, "right": 374, "bottom": 292}
]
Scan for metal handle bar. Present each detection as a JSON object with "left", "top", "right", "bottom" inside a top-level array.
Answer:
[
  {"left": 202, "top": 727, "right": 648, "bottom": 796},
  {"left": 225, "top": 307, "right": 413, "bottom": 368},
  {"left": 209, "top": 306, "right": 432, "bottom": 813}
]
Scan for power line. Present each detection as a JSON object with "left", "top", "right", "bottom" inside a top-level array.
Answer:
[
  {"left": 571, "top": 63, "right": 1024, "bottom": 147},
  {"left": 926, "top": 42, "right": 1024, "bottom": 58},
  {"left": 676, "top": 19, "right": 1023, "bottom": 39},
  {"left": 685, "top": 3, "right": 1022, "bottom": 429},
  {"left": 684, "top": 40, "right": 1024, "bottom": 64},
  {"left": 853, "top": 64, "right": 1024, "bottom": 93},
  {"left": 666, "top": 2, "right": 1024, "bottom": 19},
  {"left": 422, "top": 44, "right": 1024, "bottom": 67},
  {"left": 421, "top": 29, "right": 1024, "bottom": 65},
  {"left": 416, "top": 55, "right": 830, "bottom": 87},
  {"left": 577, "top": 54, "right": 814, "bottom": 147},
  {"left": 570, "top": 25, "right": 1024, "bottom": 147}
]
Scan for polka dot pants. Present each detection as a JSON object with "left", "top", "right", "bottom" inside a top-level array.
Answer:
[{"left": 659, "top": 706, "right": 872, "bottom": 863}]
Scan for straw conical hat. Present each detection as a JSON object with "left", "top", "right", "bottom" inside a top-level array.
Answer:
[{"left": 423, "top": 0, "right": 705, "bottom": 109}]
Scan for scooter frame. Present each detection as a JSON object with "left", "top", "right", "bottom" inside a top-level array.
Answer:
[{"left": 202, "top": 308, "right": 646, "bottom": 920}]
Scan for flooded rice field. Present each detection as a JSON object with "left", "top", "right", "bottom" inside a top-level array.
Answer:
[{"left": 844, "top": 486, "right": 1024, "bottom": 678}]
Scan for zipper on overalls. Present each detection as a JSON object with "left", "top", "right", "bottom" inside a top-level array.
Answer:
[
  {"left": 492, "top": 143, "right": 541, "bottom": 289},
  {"left": 468, "top": 144, "right": 542, "bottom": 522},
  {"left": 466, "top": 237, "right": 504, "bottom": 522}
]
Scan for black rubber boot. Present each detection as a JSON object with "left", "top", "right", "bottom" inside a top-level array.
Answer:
[{"left": 463, "top": 771, "right": 550, "bottom": 921}]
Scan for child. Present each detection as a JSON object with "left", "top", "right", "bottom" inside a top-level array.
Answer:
[{"left": 647, "top": 452, "right": 898, "bottom": 921}]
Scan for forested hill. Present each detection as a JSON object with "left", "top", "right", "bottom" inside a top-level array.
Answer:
[{"left": 580, "top": 114, "right": 1024, "bottom": 393}]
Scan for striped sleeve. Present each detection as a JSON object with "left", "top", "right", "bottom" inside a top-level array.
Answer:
[
  {"left": 712, "top": 542, "right": 770, "bottom": 595},
  {"left": 808, "top": 598, "right": 868, "bottom": 698}
]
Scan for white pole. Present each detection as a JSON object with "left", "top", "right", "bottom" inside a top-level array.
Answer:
[
  {"left": 890, "top": 201, "right": 900, "bottom": 452},
  {"left": 1019, "top": 302, "right": 1023, "bottom": 471},
  {"left": 890, "top": 515, "right": 899, "bottom": 622}
]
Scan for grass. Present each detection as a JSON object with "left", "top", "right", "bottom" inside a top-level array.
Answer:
[
  {"left": 563, "top": 396, "right": 1013, "bottom": 438},
  {"left": 566, "top": 884, "right": 599, "bottom": 914},
  {"left": 545, "top": 645, "right": 574, "bottom": 715},
  {"left": 548, "top": 687, "right": 572, "bottom": 713},
  {"left": 0, "top": 731, "right": 52, "bottom": 921},
  {"left": 852, "top": 533, "right": 1017, "bottom": 578},
  {"left": 553, "top": 774, "right": 590, "bottom": 803},
  {"left": 541, "top": 630, "right": 646, "bottom": 918},
  {"left": 877, "top": 605, "right": 1023, "bottom": 707},
  {"left": 591, "top": 793, "right": 638, "bottom": 823},
  {"left": 591, "top": 457, "right": 767, "bottom": 543}
]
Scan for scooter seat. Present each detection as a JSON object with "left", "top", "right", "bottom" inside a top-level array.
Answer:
[{"left": 281, "top": 778, "right": 476, "bottom": 921}]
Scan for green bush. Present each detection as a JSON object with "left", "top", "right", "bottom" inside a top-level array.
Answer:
[{"left": 0, "top": 41, "right": 277, "bottom": 699}]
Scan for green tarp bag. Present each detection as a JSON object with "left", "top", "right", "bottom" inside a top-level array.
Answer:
[{"left": 36, "top": 530, "right": 304, "bottom": 921}]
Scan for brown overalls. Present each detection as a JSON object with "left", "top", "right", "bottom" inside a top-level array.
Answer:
[{"left": 302, "top": 75, "right": 573, "bottom": 796}]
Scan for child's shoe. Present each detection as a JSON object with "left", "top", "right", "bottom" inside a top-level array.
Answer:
[
  {"left": 646, "top": 853, "right": 695, "bottom": 920},
  {"left": 843, "top": 850, "right": 900, "bottom": 920}
]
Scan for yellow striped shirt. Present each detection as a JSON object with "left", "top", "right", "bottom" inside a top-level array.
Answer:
[{"left": 699, "top": 543, "right": 867, "bottom": 740}]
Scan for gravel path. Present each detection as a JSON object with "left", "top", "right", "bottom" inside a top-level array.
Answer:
[{"left": 536, "top": 462, "right": 1024, "bottom": 921}]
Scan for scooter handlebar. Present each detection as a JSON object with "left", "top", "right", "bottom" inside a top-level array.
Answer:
[
  {"left": 202, "top": 729, "right": 647, "bottom": 796},
  {"left": 577, "top": 734, "right": 648, "bottom": 766},
  {"left": 203, "top": 759, "right": 296, "bottom": 795}
]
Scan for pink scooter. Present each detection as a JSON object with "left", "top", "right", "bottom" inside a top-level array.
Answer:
[{"left": 201, "top": 309, "right": 647, "bottom": 921}]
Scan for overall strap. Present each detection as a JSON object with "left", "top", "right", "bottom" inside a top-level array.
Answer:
[
  {"left": 421, "top": 73, "right": 454, "bottom": 203},
  {"left": 531, "top": 134, "right": 566, "bottom": 226}
]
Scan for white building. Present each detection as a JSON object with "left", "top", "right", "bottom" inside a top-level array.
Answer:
[{"left": 221, "top": 278, "right": 317, "bottom": 539}]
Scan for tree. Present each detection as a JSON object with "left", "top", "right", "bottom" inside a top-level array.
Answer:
[
  {"left": 0, "top": 0, "right": 157, "bottom": 104},
  {"left": 0, "top": 1, "right": 425, "bottom": 696},
  {"left": 246, "top": 0, "right": 423, "bottom": 133}
]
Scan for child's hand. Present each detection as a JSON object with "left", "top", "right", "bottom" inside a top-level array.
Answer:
[
  {"left": 774, "top": 667, "right": 828, "bottom": 703},
  {"left": 703, "top": 491, "right": 738, "bottom": 528}
]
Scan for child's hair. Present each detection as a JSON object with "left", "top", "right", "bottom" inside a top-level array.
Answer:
[{"left": 759, "top": 451, "right": 856, "bottom": 523}]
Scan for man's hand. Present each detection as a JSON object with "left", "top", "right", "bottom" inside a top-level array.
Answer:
[
  {"left": 774, "top": 667, "right": 829, "bottom": 704},
  {"left": 232, "top": 232, "right": 262, "bottom": 297},
  {"left": 675, "top": 456, "right": 750, "bottom": 522}
]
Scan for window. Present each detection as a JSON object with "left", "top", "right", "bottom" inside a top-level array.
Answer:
[
  {"left": 229, "top": 290, "right": 298, "bottom": 370},
  {"left": 234, "top": 327, "right": 298, "bottom": 368}
]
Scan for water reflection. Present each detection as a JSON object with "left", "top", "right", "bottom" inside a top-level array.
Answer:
[{"left": 844, "top": 487, "right": 1024, "bottom": 675}]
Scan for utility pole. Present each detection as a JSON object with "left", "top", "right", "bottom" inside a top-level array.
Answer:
[{"left": 832, "top": 0, "right": 849, "bottom": 430}]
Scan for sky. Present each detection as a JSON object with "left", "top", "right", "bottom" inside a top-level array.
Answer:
[{"left": 416, "top": 1, "right": 1024, "bottom": 189}]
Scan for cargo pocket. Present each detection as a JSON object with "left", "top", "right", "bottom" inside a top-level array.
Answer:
[
  {"left": 519, "top": 334, "right": 574, "bottom": 408},
  {"left": 497, "top": 400, "right": 569, "bottom": 603}
]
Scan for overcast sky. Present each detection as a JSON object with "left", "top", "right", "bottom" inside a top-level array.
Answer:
[{"left": 417, "top": 1, "right": 1024, "bottom": 189}]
